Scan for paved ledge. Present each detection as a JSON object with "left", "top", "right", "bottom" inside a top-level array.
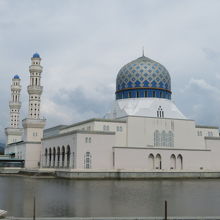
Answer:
[
  {"left": 0, "top": 168, "right": 22, "bottom": 174},
  {"left": 6, "top": 216, "right": 220, "bottom": 220}
]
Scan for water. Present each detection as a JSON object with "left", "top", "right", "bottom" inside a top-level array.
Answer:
[{"left": 0, "top": 176, "right": 220, "bottom": 217}]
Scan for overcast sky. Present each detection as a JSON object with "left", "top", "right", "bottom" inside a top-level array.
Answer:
[{"left": 1, "top": 0, "right": 220, "bottom": 142}]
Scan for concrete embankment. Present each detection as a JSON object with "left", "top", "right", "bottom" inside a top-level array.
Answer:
[
  {"left": 2, "top": 168, "right": 220, "bottom": 179},
  {"left": 0, "top": 168, "right": 55, "bottom": 177},
  {"left": 55, "top": 170, "right": 220, "bottom": 179},
  {"left": 6, "top": 216, "right": 220, "bottom": 220}
]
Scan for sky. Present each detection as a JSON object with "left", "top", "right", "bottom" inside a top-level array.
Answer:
[{"left": 0, "top": 0, "right": 220, "bottom": 142}]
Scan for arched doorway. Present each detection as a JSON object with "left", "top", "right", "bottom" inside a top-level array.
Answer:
[
  {"left": 148, "top": 154, "right": 155, "bottom": 170},
  {"left": 177, "top": 154, "right": 183, "bottom": 170},
  {"left": 155, "top": 154, "right": 162, "bottom": 169},
  {"left": 45, "top": 148, "right": 48, "bottom": 167},
  {"left": 62, "top": 146, "right": 65, "bottom": 168},
  {"left": 53, "top": 147, "right": 56, "bottom": 167},
  {"left": 49, "top": 148, "right": 52, "bottom": 167},
  {"left": 57, "top": 147, "right": 60, "bottom": 168},
  {"left": 170, "top": 154, "right": 176, "bottom": 170},
  {"left": 66, "top": 145, "right": 71, "bottom": 168}
]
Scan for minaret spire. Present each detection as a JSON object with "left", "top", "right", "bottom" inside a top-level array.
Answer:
[{"left": 142, "top": 46, "right": 145, "bottom": 57}]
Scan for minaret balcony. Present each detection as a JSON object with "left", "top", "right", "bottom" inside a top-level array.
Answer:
[
  {"left": 9, "top": 101, "right": 21, "bottom": 108},
  {"left": 11, "top": 85, "right": 21, "bottom": 91},
  {"left": 29, "top": 65, "right": 43, "bottom": 72},
  {"left": 27, "top": 85, "right": 43, "bottom": 95}
]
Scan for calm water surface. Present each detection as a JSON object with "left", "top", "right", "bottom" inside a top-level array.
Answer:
[{"left": 0, "top": 176, "right": 220, "bottom": 217}]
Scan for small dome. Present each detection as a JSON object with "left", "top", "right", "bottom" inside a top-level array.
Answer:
[
  {"left": 32, "top": 53, "right": 40, "bottom": 58},
  {"left": 116, "top": 56, "right": 172, "bottom": 100},
  {"left": 13, "top": 75, "right": 20, "bottom": 79}
]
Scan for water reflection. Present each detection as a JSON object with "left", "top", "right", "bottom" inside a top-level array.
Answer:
[{"left": 0, "top": 176, "right": 220, "bottom": 217}]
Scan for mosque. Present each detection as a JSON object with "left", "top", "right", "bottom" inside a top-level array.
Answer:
[{"left": 4, "top": 52, "right": 220, "bottom": 171}]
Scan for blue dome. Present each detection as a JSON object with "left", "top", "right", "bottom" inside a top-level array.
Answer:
[
  {"left": 32, "top": 53, "right": 40, "bottom": 58},
  {"left": 13, "top": 75, "right": 20, "bottom": 79},
  {"left": 116, "top": 56, "right": 172, "bottom": 100}
]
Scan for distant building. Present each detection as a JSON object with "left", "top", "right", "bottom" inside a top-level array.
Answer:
[{"left": 4, "top": 53, "right": 220, "bottom": 171}]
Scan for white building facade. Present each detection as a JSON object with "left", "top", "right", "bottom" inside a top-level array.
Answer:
[
  {"left": 41, "top": 55, "right": 220, "bottom": 172},
  {"left": 5, "top": 53, "right": 220, "bottom": 171}
]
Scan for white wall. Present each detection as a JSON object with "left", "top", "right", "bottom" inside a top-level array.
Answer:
[
  {"left": 125, "top": 116, "right": 207, "bottom": 149},
  {"left": 25, "top": 143, "right": 42, "bottom": 168},
  {"left": 114, "top": 147, "right": 211, "bottom": 171},
  {"left": 76, "top": 132, "right": 114, "bottom": 170}
]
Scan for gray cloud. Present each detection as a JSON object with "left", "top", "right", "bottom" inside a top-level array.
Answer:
[{"left": 1, "top": 0, "right": 220, "bottom": 142}]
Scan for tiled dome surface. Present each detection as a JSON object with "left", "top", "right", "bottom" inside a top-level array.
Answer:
[{"left": 116, "top": 56, "right": 171, "bottom": 92}]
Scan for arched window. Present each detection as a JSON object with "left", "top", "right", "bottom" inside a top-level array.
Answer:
[
  {"left": 157, "top": 106, "right": 164, "bottom": 118},
  {"left": 53, "top": 147, "right": 56, "bottom": 167},
  {"left": 168, "top": 131, "right": 174, "bottom": 147},
  {"left": 62, "top": 146, "right": 65, "bottom": 168},
  {"left": 154, "top": 130, "right": 174, "bottom": 147},
  {"left": 66, "top": 145, "right": 71, "bottom": 168},
  {"left": 177, "top": 154, "right": 183, "bottom": 170},
  {"left": 170, "top": 154, "right": 176, "bottom": 169},
  {"left": 84, "top": 152, "right": 92, "bottom": 169},
  {"left": 161, "top": 131, "right": 166, "bottom": 146},
  {"left": 144, "top": 91, "right": 148, "bottom": 97},
  {"left": 148, "top": 154, "right": 155, "bottom": 170},
  {"left": 49, "top": 148, "right": 52, "bottom": 167},
  {"left": 154, "top": 130, "right": 160, "bottom": 147},
  {"left": 57, "top": 147, "right": 60, "bottom": 168},
  {"left": 155, "top": 154, "right": 162, "bottom": 169},
  {"left": 45, "top": 148, "right": 48, "bottom": 167}
]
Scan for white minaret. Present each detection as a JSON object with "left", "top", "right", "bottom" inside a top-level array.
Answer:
[
  {"left": 5, "top": 75, "right": 23, "bottom": 145},
  {"left": 28, "top": 53, "right": 43, "bottom": 119},
  {"left": 22, "top": 53, "right": 46, "bottom": 143}
]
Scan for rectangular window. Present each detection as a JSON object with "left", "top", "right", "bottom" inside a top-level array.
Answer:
[
  {"left": 144, "top": 91, "right": 148, "bottom": 97},
  {"left": 153, "top": 91, "right": 156, "bottom": 97},
  {"left": 128, "top": 92, "right": 132, "bottom": 98},
  {"left": 136, "top": 91, "right": 139, "bottom": 98}
]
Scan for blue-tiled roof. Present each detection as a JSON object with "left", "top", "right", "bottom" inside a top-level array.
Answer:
[
  {"left": 32, "top": 53, "right": 40, "bottom": 58},
  {"left": 13, "top": 75, "right": 20, "bottom": 79}
]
